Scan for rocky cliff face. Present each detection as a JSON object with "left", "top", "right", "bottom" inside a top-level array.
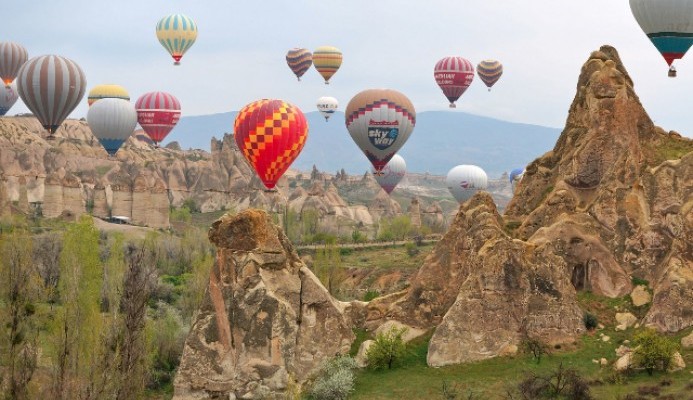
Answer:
[
  {"left": 505, "top": 46, "right": 693, "bottom": 332},
  {"left": 173, "top": 210, "right": 354, "bottom": 399}
]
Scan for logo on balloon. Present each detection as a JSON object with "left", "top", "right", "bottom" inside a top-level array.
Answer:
[
  {"left": 460, "top": 181, "right": 473, "bottom": 189},
  {"left": 368, "top": 120, "right": 399, "bottom": 150}
]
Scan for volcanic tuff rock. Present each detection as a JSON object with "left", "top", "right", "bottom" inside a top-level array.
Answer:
[
  {"left": 173, "top": 209, "right": 354, "bottom": 400},
  {"left": 505, "top": 46, "right": 693, "bottom": 332},
  {"left": 363, "top": 193, "right": 584, "bottom": 366}
]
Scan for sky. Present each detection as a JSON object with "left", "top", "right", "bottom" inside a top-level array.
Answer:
[{"left": 4, "top": 0, "right": 693, "bottom": 137}]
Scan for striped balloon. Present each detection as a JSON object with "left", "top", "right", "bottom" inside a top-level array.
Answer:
[
  {"left": 16, "top": 55, "right": 87, "bottom": 137},
  {"left": 156, "top": 14, "right": 198, "bottom": 65},
  {"left": 88, "top": 84, "right": 130, "bottom": 106},
  {"left": 286, "top": 48, "right": 312, "bottom": 81},
  {"left": 135, "top": 91, "right": 181, "bottom": 145},
  {"left": 313, "top": 46, "right": 342, "bottom": 84},
  {"left": 345, "top": 88, "right": 416, "bottom": 172},
  {"left": 87, "top": 98, "right": 137, "bottom": 156},
  {"left": 476, "top": 60, "right": 503, "bottom": 91},
  {"left": 434, "top": 56, "right": 475, "bottom": 108},
  {"left": 0, "top": 81, "right": 18, "bottom": 116},
  {"left": 0, "top": 42, "right": 28, "bottom": 87},
  {"left": 234, "top": 99, "right": 308, "bottom": 189},
  {"left": 371, "top": 154, "right": 406, "bottom": 194},
  {"left": 630, "top": 0, "right": 693, "bottom": 73}
]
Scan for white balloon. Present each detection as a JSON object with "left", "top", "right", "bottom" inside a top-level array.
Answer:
[
  {"left": 87, "top": 98, "right": 137, "bottom": 156},
  {"left": 0, "top": 81, "right": 18, "bottom": 116},
  {"left": 371, "top": 154, "right": 406, "bottom": 194},
  {"left": 316, "top": 96, "right": 338, "bottom": 121},
  {"left": 446, "top": 165, "right": 488, "bottom": 203}
]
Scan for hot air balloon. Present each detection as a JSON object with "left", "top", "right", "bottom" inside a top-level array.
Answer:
[
  {"left": 286, "top": 48, "right": 312, "bottom": 81},
  {"left": 345, "top": 89, "right": 416, "bottom": 172},
  {"left": 156, "top": 14, "right": 198, "bottom": 65},
  {"left": 509, "top": 168, "right": 524, "bottom": 193},
  {"left": 316, "top": 96, "right": 338, "bottom": 121},
  {"left": 313, "top": 46, "right": 342, "bottom": 84},
  {"left": 88, "top": 84, "right": 130, "bottom": 106},
  {"left": 135, "top": 91, "right": 181, "bottom": 145},
  {"left": 0, "top": 81, "right": 18, "bottom": 116},
  {"left": 0, "top": 42, "right": 28, "bottom": 87},
  {"left": 234, "top": 99, "right": 308, "bottom": 190},
  {"left": 446, "top": 165, "right": 488, "bottom": 203},
  {"left": 16, "top": 55, "right": 86, "bottom": 139},
  {"left": 434, "top": 56, "right": 475, "bottom": 108},
  {"left": 476, "top": 60, "right": 503, "bottom": 91},
  {"left": 630, "top": 0, "right": 693, "bottom": 77},
  {"left": 371, "top": 154, "right": 406, "bottom": 194},
  {"left": 87, "top": 98, "right": 137, "bottom": 156}
]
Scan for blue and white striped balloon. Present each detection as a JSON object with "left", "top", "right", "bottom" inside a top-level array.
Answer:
[{"left": 156, "top": 14, "right": 198, "bottom": 65}]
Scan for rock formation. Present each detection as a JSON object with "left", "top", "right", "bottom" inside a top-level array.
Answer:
[
  {"left": 408, "top": 197, "right": 422, "bottom": 228},
  {"left": 505, "top": 46, "right": 693, "bottom": 332},
  {"left": 173, "top": 210, "right": 354, "bottom": 399}
]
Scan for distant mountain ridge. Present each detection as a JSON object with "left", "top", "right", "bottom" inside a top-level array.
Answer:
[{"left": 167, "top": 110, "right": 561, "bottom": 177}]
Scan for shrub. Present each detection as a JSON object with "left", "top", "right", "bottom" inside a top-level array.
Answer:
[
  {"left": 405, "top": 242, "right": 419, "bottom": 257},
  {"left": 309, "top": 356, "right": 358, "bottom": 400},
  {"left": 514, "top": 363, "right": 592, "bottom": 400},
  {"left": 351, "top": 230, "right": 367, "bottom": 244},
  {"left": 632, "top": 328, "right": 679, "bottom": 375},
  {"left": 520, "top": 335, "right": 550, "bottom": 364},
  {"left": 583, "top": 312, "right": 598, "bottom": 330},
  {"left": 362, "top": 289, "right": 380, "bottom": 302},
  {"left": 366, "top": 326, "right": 407, "bottom": 370}
]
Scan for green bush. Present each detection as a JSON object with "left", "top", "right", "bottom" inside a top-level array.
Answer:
[
  {"left": 362, "top": 290, "right": 380, "bottom": 302},
  {"left": 632, "top": 328, "right": 679, "bottom": 375},
  {"left": 310, "top": 356, "right": 358, "bottom": 400},
  {"left": 583, "top": 312, "right": 598, "bottom": 330},
  {"left": 366, "top": 326, "right": 408, "bottom": 370},
  {"left": 405, "top": 242, "right": 419, "bottom": 257},
  {"left": 351, "top": 230, "right": 367, "bottom": 243}
]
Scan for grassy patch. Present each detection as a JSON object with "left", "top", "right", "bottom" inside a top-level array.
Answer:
[
  {"left": 351, "top": 330, "right": 693, "bottom": 400},
  {"left": 339, "top": 243, "right": 434, "bottom": 270},
  {"left": 652, "top": 134, "right": 693, "bottom": 166}
]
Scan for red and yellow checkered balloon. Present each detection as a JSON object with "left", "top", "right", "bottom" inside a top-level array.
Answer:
[{"left": 234, "top": 99, "right": 308, "bottom": 189}]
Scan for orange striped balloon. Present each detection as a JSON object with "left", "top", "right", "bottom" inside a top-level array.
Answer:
[
  {"left": 234, "top": 99, "right": 308, "bottom": 189},
  {"left": 313, "top": 46, "right": 342, "bottom": 84},
  {"left": 0, "top": 42, "right": 28, "bottom": 87}
]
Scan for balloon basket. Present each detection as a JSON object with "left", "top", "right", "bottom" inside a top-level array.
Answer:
[
  {"left": 173, "top": 61, "right": 181, "bottom": 66},
  {"left": 324, "top": 81, "right": 329, "bottom": 85},
  {"left": 449, "top": 103, "right": 456, "bottom": 108},
  {"left": 46, "top": 135, "right": 56, "bottom": 141},
  {"left": 668, "top": 69, "right": 677, "bottom": 78}
]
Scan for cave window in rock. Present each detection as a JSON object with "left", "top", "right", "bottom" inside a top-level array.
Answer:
[{"left": 570, "top": 263, "right": 589, "bottom": 291}]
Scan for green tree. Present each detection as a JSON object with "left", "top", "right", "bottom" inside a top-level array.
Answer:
[
  {"left": 632, "top": 328, "right": 679, "bottom": 375},
  {"left": 366, "top": 326, "right": 408, "bottom": 370},
  {"left": 389, "top": 215, "right": 414, "bottom": 241},
  {"left": 0, "top": 230, "right": 42, "bottom": 400},
  {"left": 51, "top": 216, "right": 105, "bottom": 399},
  {"left": 312, "top": 238, "right": 345, "bottom": 296}
]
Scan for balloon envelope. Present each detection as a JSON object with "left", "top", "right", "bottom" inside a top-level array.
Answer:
[
  {"left": 509, "top": 168, "right": 525, "bottom": 193},
  {"left": 434, "top": 56, "right": 475, "bottom": 107},
  {"left": 135, "top": 91, "right": 181, "bottom": 145},
  {"left": 629, "top": 0, "right": 693, "bottom": 66},
  {"left": 156, "top": 14, "right": 198, "bottom": 65},
  {"left": 316, "top": 96, "right": 338, "bottom": 121},
  {"left": 286, "top": 48, "right": 312, "bottom": 81},
  {"left": 87, "top": 98, "right": 137, "bottom": 156},
  {"left": 0, "top": 81, "right": 18, "bottom": 116},
  {"left": 16, "top": 55, "right": 86, "bottom": 136},
  {"left": 446, "top": 165, "right": 488, "bottom": 203},
  {"left": 0, "top": 42, "right": 28, "bottom": 86},
  {"left": 477, "top": 60, "right": 503, "bottom": 90},
  {"left": 234, "top": 99, "right": 308, "bottom": 189},
  {"left": 313, "top": 46, "right": 342, "bottom": 84},
  {"left": 371, "top": 154, "right": 406, "bottom": 194},
  {"left": 345, "top": 89, "right": 416, "bottom": 172},
  {"left": 88, "top": 84, "right": 130, "bottom": 106}
]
